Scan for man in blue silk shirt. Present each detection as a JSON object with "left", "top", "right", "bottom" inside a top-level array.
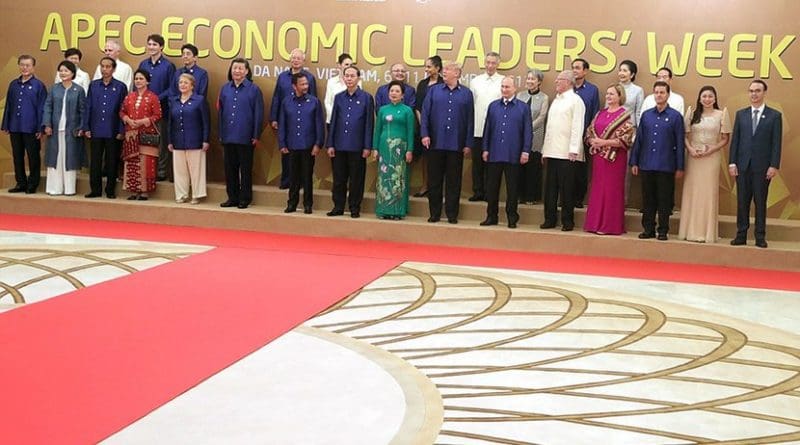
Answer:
[
  {"left": 325, "top": 66, "right": 374, "bottom": 218},
  {"left": 480, "top": 76, "right": 532, "bottom": 229},
  {"left": 629, "top": 81, "right": 685, "bottom": 241},
  {"left": 279, "top": 72, "right": 324, "bottom": 214},
  {"left": 171, "top": 44, "right": 208, "bottom": 99},
  {"left": 421, "top": 61, "right": 474, "bottom": 224},
  {"left": 2, "top": 55, "right": 47, "bottom": 194},
  {"left": 139, "top": 34, "right": 176, "bottom": 182},
  {"left": 572, "top": 58, "right": 600, "bottom": 208}
]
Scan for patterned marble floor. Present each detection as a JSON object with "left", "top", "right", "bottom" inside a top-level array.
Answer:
[{"left": 2, "top": 231, "right": 799, "bottom": 444}]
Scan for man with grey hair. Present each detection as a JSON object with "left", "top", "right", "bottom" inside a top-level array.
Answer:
[
  {"left": 92, "top": 39, "right": 133, "bottom": 91},
  {"left": 421, "top": 61, "right": 474, "bottom": 224},
  {"left": 468, "top": 51, "right": 503, "bottom": 202},
  {"left": 540, "top": 70, "right": 585, "bottom": 231}
]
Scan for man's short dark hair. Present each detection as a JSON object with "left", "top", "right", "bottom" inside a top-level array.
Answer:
[
  {"left": 653, "top": 80, "right": 671, "bottom": 94},
  {"left": 181, "top": 43, "right": 199, "bottom": 57},
  {"left": 751, "top": 79, "right": 768, "bottom": 91},
  {"left": 64, "top": 48, "right": 82, "bottom": 61},
  {"left": 100, "top": 56, "right": 117, "bottom": 69},
  {"left": 337, "top": 53, "right": 353, "bottom": 64},
  {"left": 291, "top": 72, "right": 306, "bottom": 85},
  {"left": 343, "top": 65, "right": 360, "bottom": 77},
  {"left": 657, "top": 67, "right": 673, "bottom": 78},
  {"left": 227, "top": 58, "right": 252, "bottom": 81},
  {"left": 147, "top": 34, "right": 165, "bottom": 47},
  {"left": 573, "top": 58, "right": 590, "bottom": 70},
  {"left": 18, "top": 54, "right": 36, "bottom": 66}
]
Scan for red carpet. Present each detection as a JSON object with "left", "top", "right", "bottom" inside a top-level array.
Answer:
[
  {"left": 1, "top": 212, "right": 799, "bottom": 291},
  {"left": 0, "top": 247, "right": 398, "bottom": 444}
]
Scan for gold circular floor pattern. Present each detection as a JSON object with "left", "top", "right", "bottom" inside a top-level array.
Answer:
[
  {"left": 311, "top": 264, "right": 800, "bottom": 445},
  {"left": 0, "top": 247, "right": 199, "bottom": 304}
]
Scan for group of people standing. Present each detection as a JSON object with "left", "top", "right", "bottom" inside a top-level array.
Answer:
[{"left": 2, "top": 43, "right": 783, "bottom": 247}]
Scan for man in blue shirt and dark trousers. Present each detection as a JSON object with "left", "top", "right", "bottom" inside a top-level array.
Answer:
[
  {"left": 2, "top": 55, "right": 47, "bottom": 194},
  {"left": 218, "top": 58, "right": 264, "bottom": 209},
  {"left": 325, "top": 66, "right": 374, "bottom": 218},
  {"left": 572, "top": 58, "right": 600, "bottom": 208},
  {"left": 139, "top": 34, "right": 175, "bottom": 182},
  {"left": 480, "top": 76, "right": 532, "bottom": 229},
  {"left": 84, "top": 56, "right": 127, "bottom": 199},
  {"left": 421, "top": 61, "right": 474, "bottom": 224},
  {"left": 279, "top": 72, "right": 324, "bottom": 214},
  {"left": 629, "top": 81, "right": 685, "bottom": 241}
]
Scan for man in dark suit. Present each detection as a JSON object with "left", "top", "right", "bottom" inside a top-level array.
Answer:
[{"left": 729, "top": 79, "right": 782, "bottom": 248}]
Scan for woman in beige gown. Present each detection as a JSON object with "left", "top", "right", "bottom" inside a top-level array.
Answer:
[{"left": 678, "top": 86, "right": 731, "bottom": 242}]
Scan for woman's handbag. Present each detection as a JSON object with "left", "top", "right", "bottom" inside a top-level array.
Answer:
[{"left": 138, "top": 125, "right": 160, "bottom": 147}]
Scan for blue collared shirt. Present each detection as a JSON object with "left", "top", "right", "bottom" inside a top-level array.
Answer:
[
  {"left": 139, "top": 55, "right": 176, "bottom": 103},
  {"left": 85, "top": 77, "right": 127, "bottom": 138},
  {"left": 574, "top": 80, "right": 600, "bottom": 132},
  {"left": 326, "top": 88, "right": 374, "bottom": 152},
  {"left": 170, "top": 65, "right": 209, "bottom": 98},
  {"left": 629, "top": 105, "right": 685, "bottom": 172},
  {"left": 217, "top": 79, "right": 265, "bottom": 145},
  {"left": 269, "top": 69, "right": 318, "bottom": 123},
  {"left": 374, "top": 82, "right": 416, "bottom": 109},
  {"left": 482, "top": 97, "right": 532, "bottom": 164},
  {"left": 420, "top": 82, "right": 475, "bottom": 151},
  {"left": 278, "top": 93, "right": 324, "bottom": 150},
  {"left": 168, "top": 93, "right": 210, "bottom": 149},
  {"left": 1, "top": 75, "right": 47, "bottom": 134}
]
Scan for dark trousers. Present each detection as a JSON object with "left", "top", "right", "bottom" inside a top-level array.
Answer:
[
  {"left": 10, "top": 132, "right": 41, "bottom": 190},
  {"left": 575, "top": 144, "right": 590, "bottom": 204},
  {"left": 156, "top": 113, "right": 171, "bottom": 180},
  {"left": 280, "top": 152, "right": 291, "bottom": 188},
  {"left": 486, "top": 162, "right": 520, "bottom": 223},
  {"left": 518, "top": 151, "right": 542, "bottom": 202},
  {"left": 223, "top": 143, "right": 254, "bottom": 205},
  {"left": 331, "top": 151, "right": 366, "bottom": 212},
  {"left": 543, "top": 158, "right": 577, "bottom": 226},
  {"left": 89, "top": 137, "right": 120, "bottom": 195},
  {"left": 640, "top": 170, "right": 675, "bottom": 235},
  {"left": 288, "top": 148, "right": 315, "bottom": 208},
  {"left": 735, "top": 168, "right": 770, "bottom": 241},
  {"left": 471, "top": 137, "right": 487, "bottom": 196},
  {"left": 427, "top": 149, "right": 463, "bottom": 220}
]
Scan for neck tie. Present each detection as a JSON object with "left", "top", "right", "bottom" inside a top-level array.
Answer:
[{"left": 752, "top": 109, "right": 760, "bottom": 135}]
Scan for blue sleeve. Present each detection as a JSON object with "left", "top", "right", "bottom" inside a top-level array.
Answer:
[
  {"left": 674, "top": 113, "right": 685, "bottom": 170},
  {"left": 0, "top": 82, "right": 9, "bottom": 131},
  {"left": 326, "top": 99, "right": 338, "bottom": 148},
  {"left": 629, "top": 124, "right": 643, "bottom": 167},
  {"left": 308, "top": 74, "right": 318, "bottom": 98},
  {"left": 37, "top": 82, "right": 48, "bottom": 132},
  {"left": 42, "top": 89, "right": 54, "bottom": 129},
  {"left": 166, "top": 105, "right": 173, "bottom": 145},
  {"left": 364, "top": 94, "right": 375, "bottom": 149},
  {"left": 465, "top": 93, "right": 475, "bottom": 149},
  {"left": 202, "top": 99, "right": 210, "bottom": 143},
  {"left": 252, "top": 85, "right": 265, "bottom": 142},
  {"left": 269, "top": 77, "right": 282, "bottom": 123},
  {"left": 482, "top": 105, "right": 492, "bottom": 153},
  {"left": 420, "top": 90, "right": 433, "bottom": 138},
  {"left": 197, "top": 71, "right": 208, "bottom": 98},
  {"left": 315, "top": 100, "right": 324, "bottom": 146},
  {"left": 169, "top": 71, "right": 179, "bottom": 99},
  {"left": 278, "top": 99, "right": 287, "bottom": 148},
  {"left": 84, "top": 84, "right": 93, "bottom": 131},
  {"left": 217, "top": 89, "right": 225, "bottom": 141},
  {"left": 159, "top": 64, "right": 176, "bottom": 102},
  {"left": 117, "top": 84, "right": 128, "bottom": 135},
  {"left": 77, "top": 87, "right": 86, "bottom": 132}
]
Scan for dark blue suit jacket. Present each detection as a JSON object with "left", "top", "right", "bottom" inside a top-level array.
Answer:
[{"left": 729, "top": 105, "right": 782, "bottom": 172}]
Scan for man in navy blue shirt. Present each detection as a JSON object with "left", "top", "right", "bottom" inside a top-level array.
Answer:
[
  {"left": 2, "top": 55, "right": 47, "bottom": 194},
  {"left": 480, "top": 76, "right": 532, "bottom": 229},
  {"left": 375, "top": 63, "right": 416, "bottom": 109},
  {"left": 270, "top": 48, "right": 318, "bottom": 189},
  {"left": 629, "top": 81, "right": 685, "bottom": 240},
  {"left": 572, "top": 58, "right": 600, "bottom": 208},
  {"left": 218, "top": 58, "right": 265, "bottom": 209},
  {"left": 279, "top": 72, "right": 324, "bottom": 214},
  {"left": 139, "top": 34, "right": 176, "bottom": 181},
  {"left": 325, "top": 66, "right": 374, "bottom": 218},
  {"left": 84, "top": 57, "right": 128, "bottom": 199},
  {"left": 421, "top": 61, "right": 474, "bottom": 224},
  {"left": 171, "top": 44, "right": 208, "bottom": 98}
]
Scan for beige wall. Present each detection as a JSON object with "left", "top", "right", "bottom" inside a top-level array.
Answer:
[{"left": 1, "top": 1, "right": 798, "bottom": 218}]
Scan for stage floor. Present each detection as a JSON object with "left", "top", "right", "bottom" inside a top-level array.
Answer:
[{"left": 2, "top": 228, "right": 800, "bottom": 444}]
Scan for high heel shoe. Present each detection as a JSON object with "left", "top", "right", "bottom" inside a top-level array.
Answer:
[{"left": 413, "top": 189, "right": 429, "bottom": 198}]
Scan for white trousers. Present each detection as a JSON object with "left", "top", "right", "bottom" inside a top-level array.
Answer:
[
  {"left": 173, "top": 149, "right": 207, "bottom": 200},
  {"left": 46, "top": 130, "right": 77, "bottom": 195}
]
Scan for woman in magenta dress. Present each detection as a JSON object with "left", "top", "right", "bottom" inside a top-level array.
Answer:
[{"left": 584, "top": 84, "right": 635, "bottom": 235}]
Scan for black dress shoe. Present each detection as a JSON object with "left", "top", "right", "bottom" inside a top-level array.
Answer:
[
  {"left": 156, "top": 176, "right": 167, "bottom": 182},
  {"left": 284, "top": 206, "right": 296, "bottom": 213},
  {"left": 326, "top": 209, "right": 344, "bottom": 217},
  {"left": 237, "top": 202, "right": 249, "bottom": 209},
  {"left": 468, "top": 194, "right": 484, "bottom": 202},
  {"left": 350, "top": 211, "right": 360, "bottom": 218},
  {"left": 220, "top": 200, "right": 238, "bottom": 208},
  {"left": 85, "top": 192, "right": 101, "bottom": 198},
  {"left": 638, "top": 232, "right": 656, "bottom": 239},
  {"left": 304, "top": 206, "right": 313, "bottom": 214},
  {"left": 137, "top": 195, "right": 148, "bottom": 201},
  {"left": 278, "top": 184, "right": 289, "bottom": 190},
  {"left": 127, "top": 195, "right": 139, "bottom": 200},
  {"left": 508, "top": 221, "right": 517, "bottom": 229},
  {"left": 730, "top": 237, "right": 746, "bottom": 246},
  {"left": 540, "top": 222, "right": 556, "bottom": 229},
  {"left": 755, "top": 239, "right": 768, "bottom": 248},
  {"left": 561, "top": 224, "right": 574, "bottom": 232},
  {"left": 480, "top": 219, "right": 498, "bottom": 226},
  {"left": 427, "top": 216, "right": 440, "bottom": 223},
  {"left": 575, "top": 202, "right": 584, "bottom": 209},
  {"left": 447, "top": 217, "right": 458, "bottom": 224},
  {"left": 657, "top": 233, "right": 668, "bottom": 241},
  {"left": 106, "top": 193, "right": 116, "bottom": 199},
  {"left": 8, "top": 186, "right": 25, "bottom": 193},
  {"left": 25, "top": 188, "right": 36, "bottom": 194},
  {"left": 413, "top": 190, "right": 429, "bottom": 198}
]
